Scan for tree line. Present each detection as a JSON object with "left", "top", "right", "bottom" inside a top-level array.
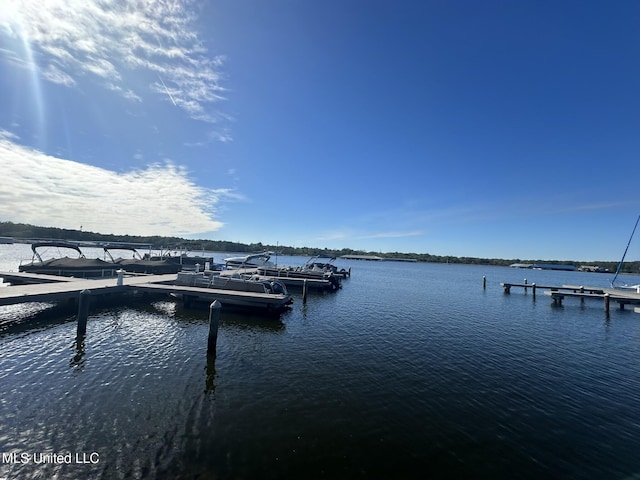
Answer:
[{"left": 0, "top": 221, "right": 637, "bottom": 273}]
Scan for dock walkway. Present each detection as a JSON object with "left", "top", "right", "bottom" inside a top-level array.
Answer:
[
  {"left": 0, "top": 271, "right": 291, "bottom": 314},
  {"left": 0, "top": 273, "right": 177, "bottom": 306},
  {"left": 500, "top": 281, "right": 640, "bottom": 313}
]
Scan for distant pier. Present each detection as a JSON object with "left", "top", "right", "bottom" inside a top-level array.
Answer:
[
  {"left": 500, "top": 281, "right": 640, "bottom": 313},
  {"left": 339, "top": 255, "right": 417, "bottom": 262}
]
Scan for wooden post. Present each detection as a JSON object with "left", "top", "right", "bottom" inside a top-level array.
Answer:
[
  {"left": 76, "top": 289, "right": 92, "bottom": 337},
  {"left": 207, "top": 300, "right": 221, "bottom": 355},
  {"left": 117, "top": 269, "right": 124, "bottom": 286},
  {"left": 532, "top": 283, "right": 536, "bottom": 299},
  {"left": 483, "top": 276, "right": 486, "bottom": 289},
  {"left": 524, "top": 278, "right": 528, "bottom": 292},
  {"left": 604, "top": 293, "right": 610, "bottom": 314},
  {"left": 302, "top": 279, "right": 308, "bottom": 304}
]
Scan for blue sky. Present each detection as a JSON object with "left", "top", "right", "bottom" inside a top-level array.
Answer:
[{"left": 0, "top": 0, "right": 639, "bottom": 261}]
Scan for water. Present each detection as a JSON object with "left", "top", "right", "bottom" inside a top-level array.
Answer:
[{"left": 2, "top": 244, "right": 640, "bottom": 479}]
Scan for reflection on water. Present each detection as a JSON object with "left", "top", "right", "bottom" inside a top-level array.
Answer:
[
  {"left": 1, "top": 253, "right": 640, "bottom": 479},
  {"left": 70, "top": 337, "right": 86, "bottom": 371},
  {"left": 205, "top": 354, "right": 216, "bottom": 395}
]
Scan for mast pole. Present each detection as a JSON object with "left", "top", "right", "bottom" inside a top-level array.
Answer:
[{"left": 611, "top": 214, "right": 640, "bottom": 287}]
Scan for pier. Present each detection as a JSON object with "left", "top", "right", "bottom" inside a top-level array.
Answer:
[
  {"left": 500, "top": 281, "right": 640, "bottom": 313},
  {"left": 0, "top": 271, "right": 292, "bottom": 314},
  {"left": 0, "top": 272, "right": 177, "bottom": 306}
]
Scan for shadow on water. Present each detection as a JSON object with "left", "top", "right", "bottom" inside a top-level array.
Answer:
[{"left": 205, "top": 354, "right": 216, "bottom": 394}]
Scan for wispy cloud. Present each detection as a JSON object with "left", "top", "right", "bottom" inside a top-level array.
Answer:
[
  {"left": 0, "top": 0, "right": 226, "bottom": 122},
  {"left": 184, "top": 128, "right": 233, "bottom": 147},
  {"left": 0, "top": 133, "right": 234, "bottom": 236}
]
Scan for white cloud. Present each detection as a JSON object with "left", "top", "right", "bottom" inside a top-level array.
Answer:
[
  {"left": 41, "top": 64, "right": 76, "bottom": 86},
  {"left": 0, "top": 0, "right": 226, "bottom": 123},
  {"left": 0, "top": 134, "right": 230, "bottom": 236}
]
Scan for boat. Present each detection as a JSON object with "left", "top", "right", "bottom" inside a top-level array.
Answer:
[
  {"left": 611, "top": 214, "right": 640, "bottom": 292},
  {"left": 296, "top": 255, "right": 350, "bottom": 278},
  {"left": 224, "top": 252, "right": 275, "bottom": 269},
  {"left": 144, "top": 251, "right": 223, "bottom": 271},
  {"left": 18, "top": 241, "right": 120, "bottom": 278},
  {"left": 102, "top": 245, "right": 181, "bottom": 275},
  {"left": 172, "top": 270, "right": 293, "bottom": 312},
  {"left": 233, "top": 270, "right": 340, "bottom": 292},
  {"left": 248, "top": 265, "right": 342, "bottom": 292},
  {"left": 244, "top": 255, "right": 346, "bottom": 291},
  {"left": 176, "top": 270, "right": 289, "bottom": 295}
]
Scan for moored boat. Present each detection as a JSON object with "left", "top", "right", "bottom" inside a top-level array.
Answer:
[
  {"left": 250, "top": 255, "right": 346, "bottom": 291},
  {"left": 102, "top": 245, "right": 181, "bottom": 275},
  {"left": 171, "top": 270, "right": 293, "bottom": 312},
  {"left": 19, "top": 241, "right": 120, "bottom": 278},
  {"left": 224, "top": 252, "right": 275, "bottom": 269},
  {"left": 296, "top": 255, "right": 350, "bottom": 278},
  {"left": 144, "top": 248, "right": 224, "bottom": 271}
]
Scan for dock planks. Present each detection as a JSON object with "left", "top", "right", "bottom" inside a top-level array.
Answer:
[
  {"left": 132, "top": 283, "right": 292, "bottom": 311},
  {"left": 0, "top": 272, "right": 291, "bottom": 313},
  {"left": 0, "top": 273, "right": 178, "bottom": 306}
]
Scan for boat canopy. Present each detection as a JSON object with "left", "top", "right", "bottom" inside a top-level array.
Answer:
[{"left": 30, "top": 241, "right": 84, "bottom": 262}]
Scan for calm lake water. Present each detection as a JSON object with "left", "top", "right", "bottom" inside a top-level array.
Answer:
[{"left": 1, "top": 243, "right": 640, "bottom": 480}]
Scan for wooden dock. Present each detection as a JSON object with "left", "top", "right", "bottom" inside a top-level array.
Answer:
[
  {"left": 131, "top": 283, "right": 292, "bottom": 312},
  {"left": 0, "top": 271, "right": 292, "bottom": 314},
  {"left": 500, "top": 281, "right": 640, "bottom": 313},
  {"left": 0, "top": 273, "right": 177, "bottom": 306}
]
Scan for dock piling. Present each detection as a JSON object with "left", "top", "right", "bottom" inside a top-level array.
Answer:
[
  {"left": 604, "top": 293, "right": 610, "bottom": 313},
  {"left": 117, "top": 269, "right": 124, "bottom": 286},
  {"left": 303, "top": 279, "right": 308, "bottom": 304},
  {"left": 76, "top": 289, "right": 92, "bottom": 337},
  {"left": 483, "top": 276, "right": 486, "bottom": 289},
  {"left": 207, "top": 300, "right": 221, "bottom": 355},
  {"left": 532, "top": 283, "right": 536, "bottom": 299}
]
